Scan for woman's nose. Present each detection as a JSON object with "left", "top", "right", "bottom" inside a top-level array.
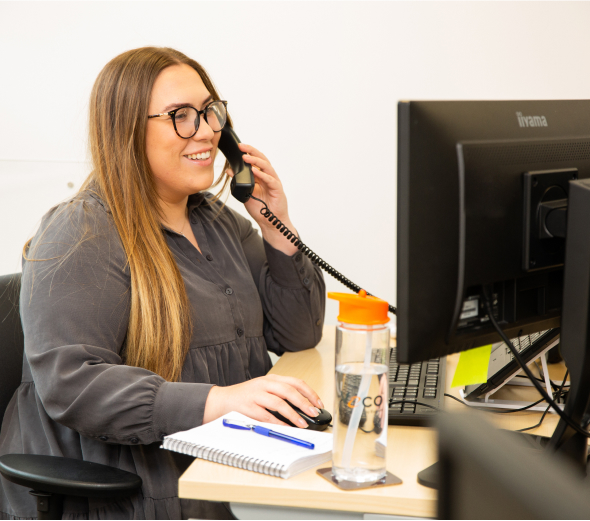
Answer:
[{"left": 192, "top": 113, "right": 215, "bottom": 141}]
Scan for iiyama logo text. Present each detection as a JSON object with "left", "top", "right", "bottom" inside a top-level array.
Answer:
[{"left": 516, "top": 111, "right": 548, "bottom": 128}]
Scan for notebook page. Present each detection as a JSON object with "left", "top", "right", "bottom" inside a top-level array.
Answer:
[{"left": 166, "top": 411, "right": 332, "bottom": 468}]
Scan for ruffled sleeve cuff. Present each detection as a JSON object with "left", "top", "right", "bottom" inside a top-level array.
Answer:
[{"left": 153, "top": 382, "right": 214, "bottom": 439}]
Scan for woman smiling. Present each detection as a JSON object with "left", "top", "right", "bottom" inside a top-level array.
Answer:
[{"left": 0, "top": 47, "right": 325, "bottom": 520}]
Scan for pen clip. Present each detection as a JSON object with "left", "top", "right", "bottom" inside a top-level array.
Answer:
[{"left": 222, "top": 419, "right": 252, "bottom": 431}]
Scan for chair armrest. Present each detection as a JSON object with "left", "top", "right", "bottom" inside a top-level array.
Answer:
[{"left": 0, "top": 454, "right": 142, "bottom": 498}]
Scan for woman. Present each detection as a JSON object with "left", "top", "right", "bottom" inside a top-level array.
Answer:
[{"left": 0, "top": 47, "right": 325, "bottom": 519}]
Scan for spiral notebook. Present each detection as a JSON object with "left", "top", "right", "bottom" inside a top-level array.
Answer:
[{"left": 161, "top": 411, "right": 333, "bottom": 479}]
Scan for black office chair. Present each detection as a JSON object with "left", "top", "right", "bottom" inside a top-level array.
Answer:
[{"left": 0, "top": 273, "right": 142, "bottom": 519}]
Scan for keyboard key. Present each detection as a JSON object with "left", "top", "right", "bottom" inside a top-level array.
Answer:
[{"left": 389, "top": 348, "right": 445, "bottom": 425}]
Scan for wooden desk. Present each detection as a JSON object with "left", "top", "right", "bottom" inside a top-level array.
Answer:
[{"left": 179, "top": 326, "right": 565, "bottom": 518}]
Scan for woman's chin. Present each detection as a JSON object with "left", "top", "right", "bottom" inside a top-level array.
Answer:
[{"left": 186, "top": 171, "right": 215, "bottom": 194}]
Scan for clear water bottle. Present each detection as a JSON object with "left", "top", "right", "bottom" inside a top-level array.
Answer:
[{"left": 328, "top": 290, "right": 390, "bottom": 485}]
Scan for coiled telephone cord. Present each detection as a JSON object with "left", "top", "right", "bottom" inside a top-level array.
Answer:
[{"left": 250, "top": 195, "right": 397, "bottom": 315}]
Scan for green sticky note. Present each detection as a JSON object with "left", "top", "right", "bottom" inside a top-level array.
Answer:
[{"left": 451, "top": 344, "right": 493, "bottom": 388}]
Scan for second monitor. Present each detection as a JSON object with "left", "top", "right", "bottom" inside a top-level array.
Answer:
[{"left": 396, "top": 99, "right": 590, "bottom": 469}]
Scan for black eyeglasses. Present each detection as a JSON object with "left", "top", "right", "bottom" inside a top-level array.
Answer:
[{"left": 148, "top": 100, "right": 228, "bottom": 139}]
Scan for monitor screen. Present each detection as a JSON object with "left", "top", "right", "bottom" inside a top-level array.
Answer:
[{"left": 396, "top": 100, "right": 590, "bottom": 364}]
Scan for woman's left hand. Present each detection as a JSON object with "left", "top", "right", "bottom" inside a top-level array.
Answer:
[{"left": 227, "top": 143, "right": 299, "bottom": 256}]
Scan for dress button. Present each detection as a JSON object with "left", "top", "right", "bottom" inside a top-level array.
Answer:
[
  {"left": 316, "top": 319, "right": 322, "bottom": 326},
  {"left": 299, "top": 268, "right": 305, "bottom": 274},
  {"left": 303, "top": 278, "right": 310, "bottom": 285},
  {"left": 190, "top": 216, "right": 197, "bottom": 224},
  {"left": 99, "top": 436, "right": 108, "bottom": 442},
  {"left": 295, "top": 253, "right": 302, "bottom": 262},
  {"left": 130, "top": 438, "right": 139, "bottom": 444},
  {"left": 237, "top": 328, "right": 244, "bottom": 337},
  {"left": 206, "top": 254, "right": 213, "bottom": 261},
  {"left": 225, "top": 288, "right": 233, "bottom": 295}
]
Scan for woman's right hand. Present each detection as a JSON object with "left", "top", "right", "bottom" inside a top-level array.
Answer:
[{"left": 202, "top": 375, "right": 325, "bottom": 428}]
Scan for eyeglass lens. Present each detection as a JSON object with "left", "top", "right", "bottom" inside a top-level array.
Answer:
[{"left": 174, "top": 101, "right": 227, "bottom": 138}]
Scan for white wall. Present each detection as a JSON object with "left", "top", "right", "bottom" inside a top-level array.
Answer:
[{"left": 2, "top": 1, "right": 590, "bottom": 325}]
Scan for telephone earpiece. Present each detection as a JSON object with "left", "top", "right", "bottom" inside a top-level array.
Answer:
[{"left": 218, "top": 126, "right": 255, "bottom": 203}]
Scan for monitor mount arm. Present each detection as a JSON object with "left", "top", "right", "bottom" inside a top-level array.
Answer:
[{"left": 523, "top": 168, "right": 578, "bottom": 271}]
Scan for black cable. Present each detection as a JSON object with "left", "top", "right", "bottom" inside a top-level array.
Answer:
[
  {"left": 514, "top": 374, "right": 570, "bottom": 388},
  {"left": 517, "top": 404, "right": 552, "bottom": 432},
  {"left": 443, "top": 393, "right": 468, "bottom": 406},
  {"left": 443, "top": 393, "right": 546, "bottom": 413},
  {"left": 516, "top": 370, "right": 569, "bottom": 433},
  {"left": 250, "top": 195, "right": 397, "bottom": 315},
  {"left": 482, "top": 288, "right": 590, "bottom": 438},
  {"left": 494, "top": 398, "right": 546, "bottom": 414},
  {"left": 445, "top": 367, "right": 568, "bottom": 433}
]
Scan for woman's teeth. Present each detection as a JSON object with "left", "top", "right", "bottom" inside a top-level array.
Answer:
[{"left": 186, "top": 151, "right": 211, "bottom": 160}]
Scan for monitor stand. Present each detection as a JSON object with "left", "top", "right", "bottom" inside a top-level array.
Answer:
[
  {"left": 417, "top": 429, "right": 554, "bottom": 489},
  {"left": 417, "top": 463, "right": 438, "bottom": 489}
]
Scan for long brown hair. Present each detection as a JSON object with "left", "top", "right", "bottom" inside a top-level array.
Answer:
[{"left": 29, "top": 47, "right": 231, "bottom": 382}]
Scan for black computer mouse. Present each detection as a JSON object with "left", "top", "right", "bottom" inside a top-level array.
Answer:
[{"left": 268, "top": 401, "right": 332, "bottom": 431}]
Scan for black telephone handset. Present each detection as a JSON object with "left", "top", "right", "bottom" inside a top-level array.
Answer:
[
  {"left": 218, "top": 126, "right": 255, "bottom": 203},
  {"left": 219, "top": 126, "right": 397, "bottom": 316}
]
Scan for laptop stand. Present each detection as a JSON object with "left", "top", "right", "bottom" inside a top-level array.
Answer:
[{"left": 458, "top": 336, "right": 566, "bottom": 412}]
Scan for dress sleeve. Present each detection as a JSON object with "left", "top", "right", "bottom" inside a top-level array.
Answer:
[
  {"left": 21, "top": 196, "right": 213, "bottom": 445},
  {"left": 234, "top": 209, "right": 326, "bottom": 355}
]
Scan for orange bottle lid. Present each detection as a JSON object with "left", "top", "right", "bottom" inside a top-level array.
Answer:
[{"left": 328, "top": 289, "right": 390, "bottom": 325}]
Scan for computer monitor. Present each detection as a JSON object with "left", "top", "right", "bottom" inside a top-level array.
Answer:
[
  {"left": 438, "top": 410, "right": 590, "bottom": 519},
  {"left": 397, "top": 100, "right": 590, "bottom": 364},
  {"left": 396, "top": 100, "right": 590, "bottom": 468}
]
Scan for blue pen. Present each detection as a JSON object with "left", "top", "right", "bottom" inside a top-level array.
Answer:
[{"left": 222, "top": 419, "right": 315, "bottom": 450}]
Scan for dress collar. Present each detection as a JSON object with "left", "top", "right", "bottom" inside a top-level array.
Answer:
[{"left": 187, "top": 192, "right": 207, "bottom": 213}]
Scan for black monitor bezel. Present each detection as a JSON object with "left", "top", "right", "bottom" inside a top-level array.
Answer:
[{"left": 397, "top": 100, "right": 590, "bottom": 364}]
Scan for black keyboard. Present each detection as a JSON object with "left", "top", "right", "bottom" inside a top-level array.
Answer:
[{"left": 388, "top": 347, "right": 446, "bottom": 426}]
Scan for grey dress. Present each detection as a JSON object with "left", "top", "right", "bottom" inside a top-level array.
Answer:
[{"left": 0, "top": 189, "right": 325, "bottom": 520}]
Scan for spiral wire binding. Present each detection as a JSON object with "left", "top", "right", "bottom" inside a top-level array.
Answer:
[
  {"left": 163, "top": 436, "right": 283, "bottom": 477},
  {"left": 249, "top": 196, "right": 397, "bottom": 315}
]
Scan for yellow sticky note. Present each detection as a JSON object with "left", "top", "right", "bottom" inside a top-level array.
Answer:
[{"left": 451, "top": 344, "right": 493, "bottom": 388}]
